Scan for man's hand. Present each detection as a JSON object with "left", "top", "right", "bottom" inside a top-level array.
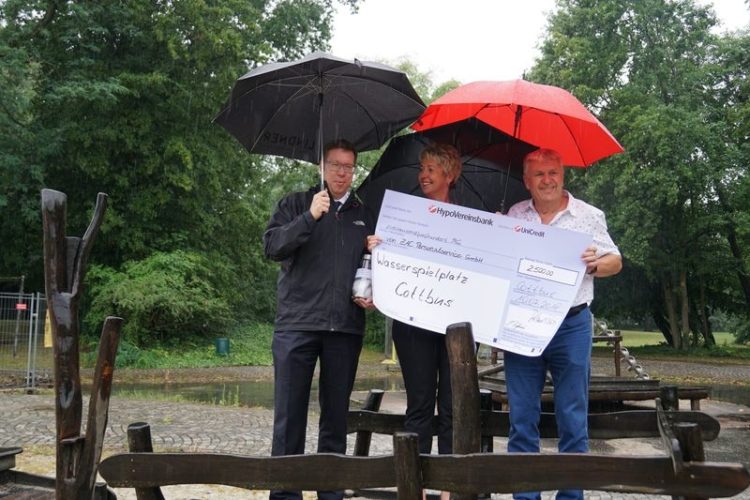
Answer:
[
  {"left": 353, "top": 297, "right": 375, "bottom": 310},
  {"left": 582, "top": 245, "right": 598, "bottom": 275},
  {"left": 310, "top": 189, "right": 330, "bottom": 220}
]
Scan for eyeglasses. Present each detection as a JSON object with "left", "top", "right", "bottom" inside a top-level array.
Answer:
[{"left": 325, "top": 161, "right": 356, "bottom": 174}]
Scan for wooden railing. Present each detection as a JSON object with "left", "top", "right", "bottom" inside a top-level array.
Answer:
[{"left": 99, "top": 324, "right": 750, "bottom": 499}]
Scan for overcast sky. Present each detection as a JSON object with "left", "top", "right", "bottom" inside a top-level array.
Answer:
[{"left": 331, "top": 0, "right": 750, "bottom": 84}]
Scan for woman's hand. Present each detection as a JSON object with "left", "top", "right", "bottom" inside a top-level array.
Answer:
[{"left": 366, "top": 235, "right": 382, "bottom": 252}]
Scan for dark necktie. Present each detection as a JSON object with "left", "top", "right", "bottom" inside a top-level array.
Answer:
[{"left": 333, "top": 201, "right": 342, "bottom": 213}]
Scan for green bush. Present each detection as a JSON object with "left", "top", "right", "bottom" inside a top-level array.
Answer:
[
  {"left": 364, "top": 309, "right": 386, "bottom": 348},
  {"left": 84, "top": 250, "right": 233, "bottom": 346},
  {"left": 731, "top": 317, "right": 750, "bottom": 344},
  {"left": 82, "top": 321, "right": 274, "bottom": 369}
]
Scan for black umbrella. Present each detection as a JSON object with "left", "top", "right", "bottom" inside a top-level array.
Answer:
[
  {"left": 213, "top": 51, "right": 425, "bottom": 184},
  {"left": 356, "top": 120, "right": 538, "bottom": 218}
]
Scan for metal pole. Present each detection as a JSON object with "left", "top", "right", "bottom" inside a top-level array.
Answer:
[
  {"left": 382, "top": 316, "right": 397, "bottom": 365},
  {"left": 12, "top": 274, "right": 25, "bottom": 357},
  {"left": 25, "top": 291, "right": 36, "bottom": 390},
  {"left": 30, "top": 292, "right": 42, "bottom": 392}
]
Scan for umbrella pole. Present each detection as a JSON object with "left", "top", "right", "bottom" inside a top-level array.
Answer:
[
  {"left": 318, "top": 92, "right": 325, "bottom": 191},
  {"left": 501, "top": 105, "right": 525, "bottom": 213}
]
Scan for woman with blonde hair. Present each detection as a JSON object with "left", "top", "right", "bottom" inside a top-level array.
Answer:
[{"left": 367, "top": 142, "right": 462, "bottom": 500}]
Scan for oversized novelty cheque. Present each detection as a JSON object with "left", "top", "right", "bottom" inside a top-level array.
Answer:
[{"left": 372, "top": 190, "right": 593, "bottom": 356}]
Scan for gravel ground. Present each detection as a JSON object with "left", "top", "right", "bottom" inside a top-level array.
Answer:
[{"left": 3, "top": 353, "right": 749, "bottom": 500}]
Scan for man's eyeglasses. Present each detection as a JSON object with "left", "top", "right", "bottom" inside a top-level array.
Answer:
[{"left": 325, "top": 161, "right": 356, "bottom": 174}]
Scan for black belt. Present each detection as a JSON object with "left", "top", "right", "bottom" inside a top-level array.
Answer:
[{"left": 565, "top": 303, "right": 588, "bottom": 318}]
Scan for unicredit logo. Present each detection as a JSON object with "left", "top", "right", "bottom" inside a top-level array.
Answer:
[
  {"left": 514, "top": 225, "right": 545, "bottom": 237},
  {"left": 428, "top": 205, "right": 438, "bottom": 213}
]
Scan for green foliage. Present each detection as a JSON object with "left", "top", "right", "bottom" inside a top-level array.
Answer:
[
  {"left": 530, "top": 0, "right": 750, "bottom": 349},
  {"left": 364, "top": 309, "right": 386, "bottom": 348},
  {"left": 726, "top": 316, "right": 750, "bottom": 344},
  {"left": 0, "top": 0, "right": 355, "bottom": 332},
  {"left": 82, "top": 321, "right": 274, "bottom": 369},
  {"left": 85, "top": 250, "right": 233, "bottom": 345}
]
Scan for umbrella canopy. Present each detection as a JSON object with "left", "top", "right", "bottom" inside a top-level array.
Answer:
[
  {"left": 214, "top": 51, "right": 426, "bottom": 165},
  {"left": 413, "top": 80, "right": 624, "bottom": 167},
  {"left": 356, "top": 127, "right": 534, "bottom": 218}
]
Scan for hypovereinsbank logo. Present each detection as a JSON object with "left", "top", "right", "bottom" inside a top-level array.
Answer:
[
  {"left": 428, "top": 205, "right": 493, "bottom": 226},
  {"left": 514, "top": 225, "right": 545, "bottom": 237}
]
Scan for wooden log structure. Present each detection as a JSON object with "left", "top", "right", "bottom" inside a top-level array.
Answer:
[
  {"left": 98, "top": 322, "right": 749, "bottom": 498},
  {"left": 41, "top": 189, "right": 123, "bottom": 500},
  {"left": 99, "top": 449, "right": 750, "bottom": 498}
]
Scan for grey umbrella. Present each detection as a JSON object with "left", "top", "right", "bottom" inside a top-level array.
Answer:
[{"left": 213, "top": 51, "right": 425, "bottom": 185}]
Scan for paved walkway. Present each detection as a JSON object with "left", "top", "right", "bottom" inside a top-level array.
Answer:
[{"left": 2, "top": 356, "right": 750, "bottom": 499}]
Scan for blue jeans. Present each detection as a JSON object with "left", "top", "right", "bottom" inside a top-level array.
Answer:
[{"left": 505, "top": 307, "right": 592, "bottom": 500}]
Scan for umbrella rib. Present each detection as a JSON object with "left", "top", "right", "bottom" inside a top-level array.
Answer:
[
  {"left": 245, "top": 82, "right": 322, "bottom": 153},
  {"left": 226, "top": 72, "right": 423, "bottom": 158},
  {"left": 556, "top": 113, "right": 589, "bottom": 166}
]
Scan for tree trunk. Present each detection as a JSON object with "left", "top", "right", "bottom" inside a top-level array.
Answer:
[
  {"left": 678, "top": 270, "right": 691, "bottom": 348},
  {"left": 697, "top": 278, "right": 715, "bottom": 347},
  {"left": 663, "top": 279, "right": 681, "bottom": 349}
]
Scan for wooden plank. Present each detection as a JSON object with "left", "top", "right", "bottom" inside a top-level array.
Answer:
[
  {"left": 480, "top": 381, "right": 709, "bottom": 404},
  {"left": 420, "top": 454, "right": 750, "bottom": 498},
  {"left": 99, "top": 452, "right": 750, "bottom": 498},
  {"left": 126, "top": 422, "right": 165, "bottom": 500},
  {"left": 79, "top": 317, "right": 122, "bottom": 497},
  {"left": 445, "top": 322, "right": 480, "bottom": 455},
  {"left": 446, "top": 322, "right": 481, "bottom": 500},
  {"left": 481, "top": 410, "right": 719, "bottom": 440},
  {"left": 353, "top": 389, "right": 384, "bottom": 457},
  {"left": 99, "top": 453, "right": 395, "bottom": 490},
  {"left": 393, "top": 433, "right": 421, "bottom": 500},
  {"left": 347, "top": 409, "right": 719, "bottom": 441},
  {"left": 0, "top": 447, "right": 22, "bottom": 472}
]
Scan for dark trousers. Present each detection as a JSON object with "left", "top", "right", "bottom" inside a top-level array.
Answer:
[
  {"left": 270, "top": 330, "right": 363, "bottom": 500},
  {"left": 392, "top": 321, "right": 453, "bottom": 454}
]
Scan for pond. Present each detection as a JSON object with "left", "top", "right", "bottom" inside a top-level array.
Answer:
[
  {"left": 110, "top": 376, "right": 750, "bottom": 409},
  {"left": 111, "top": 374, "right": 406, "bottom": 409}
]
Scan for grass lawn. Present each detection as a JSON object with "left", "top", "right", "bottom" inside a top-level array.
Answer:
[
  {"left": 613, "top": 330, "right": 735, "bottom": 347},
  {"left": 593, "top": 330, "right": 750, "bottom": 362}
]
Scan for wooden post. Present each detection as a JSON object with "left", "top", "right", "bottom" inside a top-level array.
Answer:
[
  {"left": 446, "top": 322, "right": 480, "bottom": 500},
  {"left": 127, "top": 423, "right": 165, "bottom": 500},
  {"left": 394, "top": 432, "right": 422, "bottom": 500},
  {"left": 613, "top": 332, "right": 622, "bottom": 377},
  {"left": 42, "top": 189, "right": 122, "bottom": 500},
  {"left": 478, "top": 388, "right": 493, "bottom": 500},
  {"left": 673, "top": 422, "right": 706, "bottom": 463},
  {"left": 479, "top": 389, "right": 493, "bottom": 454},
  {"left": 346, "top": 389, "right": 386, "bottom": 498},
  {"left": 660, "top": 385, "right": 680, "bottom": 411},
  {"left": 353, "top": 389, "right": 385, "bottom": 457}
]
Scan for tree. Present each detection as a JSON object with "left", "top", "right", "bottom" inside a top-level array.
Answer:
[
  {"left": 530, "top": 0, "right": 749, "bottom": 347},
  {"left": 0, "top": 0, "right": 358, "bottom": 328}
]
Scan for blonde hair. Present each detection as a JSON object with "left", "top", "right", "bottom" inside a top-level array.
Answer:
[{"left": 420, "top": 143, "right": 462, "bottom": 187}]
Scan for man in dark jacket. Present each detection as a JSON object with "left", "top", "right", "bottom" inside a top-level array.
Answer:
[{"left": 263, "top": 139, "right": 373, "bottom": 500}]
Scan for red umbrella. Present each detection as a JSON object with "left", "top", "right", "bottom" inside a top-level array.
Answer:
[{"left": 412, "top": 80, "right": 624, "bottom": 167}]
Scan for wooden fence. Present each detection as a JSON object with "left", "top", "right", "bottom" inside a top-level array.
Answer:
[{"left": 39, "top": 191, "right": 750, "bottom": 499}]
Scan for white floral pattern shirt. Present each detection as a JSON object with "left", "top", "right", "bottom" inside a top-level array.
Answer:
[{"left": 507, "top": 190, "right": 620, "bottom": 306}]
